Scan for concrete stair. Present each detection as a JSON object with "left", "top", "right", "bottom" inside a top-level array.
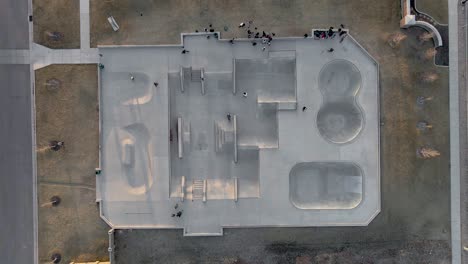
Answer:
[
  {"left": 214, "top": 121, "right": 234, "bottom": 152},
  {"left": 191, "top": 69, "right": 202, "bottom": 82},
  {"left": 192, "top": 180, "right": 206, "bottom": 201}
]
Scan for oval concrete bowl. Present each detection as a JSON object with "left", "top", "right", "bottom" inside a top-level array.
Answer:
[
  {"left": 289, "top": 162, "right": 363, "bottom": 210},
  {"left": 317, "top": 60, "right": 363, "bottom": 144}
]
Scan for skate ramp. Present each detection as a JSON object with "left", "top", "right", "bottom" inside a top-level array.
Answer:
[
  {"left": 116, "top": 123, "right": 154, "bottom": 195},
  {"left": 103, "top": 72, "right": 152, "bottom": 106}
]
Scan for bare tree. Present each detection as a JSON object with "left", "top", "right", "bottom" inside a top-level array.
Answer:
[
  {"left": 387, "top": 32, "right": 407, "bottom": 48},
  {"left": 416, "top": 96, "right": 433, "bottom": 106},
  {"left": 418, "top": 32, "right": 434, "bottom": 44},
  {"left": 40, "top": 196, "right": 61, "bottom": 208},
  {"left": 45, "top": 78, "right": 61, "bottom": 91},
  {"left": 422, "top": 48, "right": 437, "bottom": 60},
  {"left": 49, "top": 141, "right": 65, "bottom": 151},
  {"left": 421, "top": 72, "right": 439, "bottom": 83},
  {"left": 417, "top": 146, "right": 440, "bottom": 159},
  {"left": 45, "top": 31, "right": 64, "bottom": 42},
  {"left": 417, "top": 121, "right": 432, "bottom": 131}
]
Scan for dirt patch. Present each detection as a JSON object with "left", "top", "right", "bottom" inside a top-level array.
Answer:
[
  {"left": 114, "top": 229, "right": 450, "bottom": 264},
  {"left": 35, "top": 64, "right": 108, "bottom": 263},
  {"left": 33, "top": 0, "right": 80, "bottom": 49},
  {"left": 90, "top": 0, "right": 397, "bottom": 47}
]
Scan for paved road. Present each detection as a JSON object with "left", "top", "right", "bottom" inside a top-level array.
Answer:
[
  {"left": 0, "top": 65, "right": 34, "bottom": 264},
  {"left": 0, "top": 0, "right": 35, "bottom": 262},
  {"left": 0, "top": 0, "right": 29, "bottom": 49}
]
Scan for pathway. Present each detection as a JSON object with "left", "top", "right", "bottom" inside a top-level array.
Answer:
[{"left": 449, "top": 0, "right": 464, "bottom": 264}]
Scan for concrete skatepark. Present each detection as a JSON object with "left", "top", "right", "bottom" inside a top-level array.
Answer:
[
  {"left": 97, "top": 32, "right": 380, "bottom": 236},
  {"left": 0, "top": 0, "right": 458, "bottom": 262}
]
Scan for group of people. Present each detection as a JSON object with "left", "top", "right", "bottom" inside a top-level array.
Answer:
[
  {"left": 189, "top": 21, "right": 350, "bottom": 53},
  {"left": 171, "top": 203, "right": 183, "bottom": 218},
  {"left": 238, "top": 21, "right": 276, "bottom": 51},
  {"left": 313, "top": 24, "right": 348, "bottom": 43}
]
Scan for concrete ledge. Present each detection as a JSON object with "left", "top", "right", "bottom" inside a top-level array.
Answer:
[
  {"left": 414, "top": 21, "right": 443, "bottom": 47},
  {"left": 400, "top": 17, "right": 443, "bottom": 47}
]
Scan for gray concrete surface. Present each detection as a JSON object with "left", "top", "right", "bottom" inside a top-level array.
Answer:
[
  {"left": 98, "top": 33, "right": 379, "bottom": 236},
  {"left": 0, "top": 0, "right": 29, "bottom": 49},
  {"left": 0, "top": 64, "right": 34, "bottom": 264}
]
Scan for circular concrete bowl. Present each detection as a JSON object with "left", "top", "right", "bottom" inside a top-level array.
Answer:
[{"left": 316, "top": 102, "right": 363, "bottom": 144}]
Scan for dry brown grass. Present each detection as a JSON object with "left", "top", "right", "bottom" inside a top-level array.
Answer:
[
  {"left": 35, "top": 65, "right": 109, "bottom": 263},
  {"left": 33, "top": 0, "right": 80, "bottom": 48},
  {"left": 416, "top": 0, "right": 448, "bottom": 24}
]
